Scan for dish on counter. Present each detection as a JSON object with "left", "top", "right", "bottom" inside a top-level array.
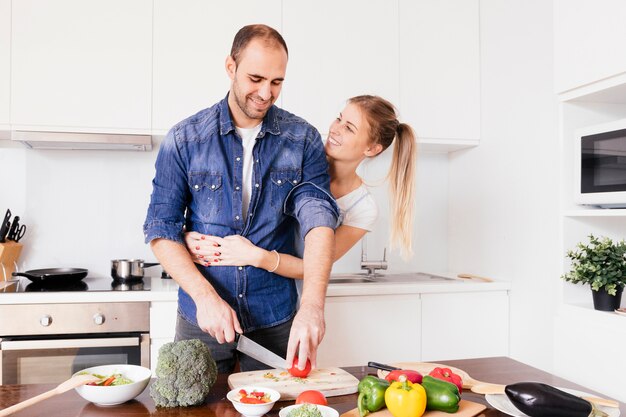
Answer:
[
  {"left": 486, "top": 387, "right": 620, "bottom": 417},
  {"left": 226, "top": 386, "right": 280, "bottom": 417},
  {"left": 73, "top": 364, "right": 151, "bottom": 406}
]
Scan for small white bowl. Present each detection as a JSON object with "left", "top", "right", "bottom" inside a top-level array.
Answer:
[
  {"left": 73, "top": 364, "right": 152, "bottom": 406},
  {"left": 279, "top": 404, "right": 339, "bottom": 417},
  {"left": 227, "top": 386, "right": 281, "bottom": 417}
]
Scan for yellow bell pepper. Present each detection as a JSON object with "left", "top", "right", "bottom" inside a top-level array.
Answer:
[{"left": 384, "top": 375, "right": 427, "bottom": 417}]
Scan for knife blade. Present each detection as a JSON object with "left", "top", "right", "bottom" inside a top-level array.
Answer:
[{"left": 236, "top": 334, "right": 288, "bottom": 370}]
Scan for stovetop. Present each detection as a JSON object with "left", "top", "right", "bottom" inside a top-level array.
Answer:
[{"left": 8, "top": 277, "right": 153, "bottom": 293}]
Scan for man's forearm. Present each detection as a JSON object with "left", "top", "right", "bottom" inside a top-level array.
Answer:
[
  {"left": 300, "top": 227, "right": 335, "bottom": 308},
  {"left": 150, "top": 238, "right": 219, "bottom": 303}
]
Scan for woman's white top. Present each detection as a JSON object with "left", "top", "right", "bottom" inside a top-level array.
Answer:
[{"left": 336, "top": 184, "right": 378, "bottom": 231}]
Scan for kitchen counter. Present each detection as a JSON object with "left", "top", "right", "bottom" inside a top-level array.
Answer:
[
  {"left": 0, "top": 272, "right": 509, "bottom": 304},
  {"left": 0, "top": 357, "right": 622, "bottom": 416}
]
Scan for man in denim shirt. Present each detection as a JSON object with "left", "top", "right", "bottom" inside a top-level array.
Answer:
[{"left": 143, "top": 25, "right": 339, "bottom": 373}]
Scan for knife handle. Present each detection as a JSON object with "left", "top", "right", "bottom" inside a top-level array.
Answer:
[{"left": 368, "top": 361, "right": 401, "bottom": 371}]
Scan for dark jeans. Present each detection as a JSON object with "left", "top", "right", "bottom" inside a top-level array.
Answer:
[{"left": 174, "top": 311, "right": 292, "bottom": 374}]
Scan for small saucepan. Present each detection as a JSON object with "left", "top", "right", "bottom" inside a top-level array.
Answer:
[{"left": 111, "top": 259, "right": 160, "bottom": 281}]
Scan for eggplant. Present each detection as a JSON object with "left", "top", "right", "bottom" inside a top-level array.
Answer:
[{"left": 505, "top": 382, "right": 608, "bottom": 417}]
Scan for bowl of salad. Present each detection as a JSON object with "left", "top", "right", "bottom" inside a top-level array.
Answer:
[
  {"left": 226, "top": 386, "right": 281, "bottom": 417},
  {"left": 73, "top": 364, "right": 152, "bottom": 406},
  {"left": 279, "top": 404, "right": 339, "bottom": 417}
]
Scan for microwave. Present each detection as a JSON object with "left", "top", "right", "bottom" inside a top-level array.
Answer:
[{"left": 574, "top": 118, "right": 626, "bottom": 208}]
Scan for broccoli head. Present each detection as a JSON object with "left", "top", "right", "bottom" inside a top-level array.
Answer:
[{"left": 150, "top": 338, "right": 218, "bottom": 407}]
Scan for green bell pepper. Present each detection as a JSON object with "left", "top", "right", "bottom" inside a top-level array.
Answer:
[
  {"left": 421, "top": 375, "right": 461, "bottom": 413},
  {"left": 357, "top": 375, "right": 390, "bottom": 417}
]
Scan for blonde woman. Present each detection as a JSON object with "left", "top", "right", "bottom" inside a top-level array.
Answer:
[{"left": 185, "top": 95, "right": 417, "bottom": 277}]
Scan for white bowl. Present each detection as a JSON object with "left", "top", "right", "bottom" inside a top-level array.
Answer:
[
  {"left": 73, "top": 364, "right": 152, "bottom": 406},
  {"left": 227, "top": 386, "right": 281, "bottom": 417},
  {"left": 279, "top": 404, "right": 339, "bottom": 417}
]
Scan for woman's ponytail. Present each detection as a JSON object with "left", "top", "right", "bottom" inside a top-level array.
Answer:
[{"left": 389, "top": 123, "right": 417, "bottom": 259}]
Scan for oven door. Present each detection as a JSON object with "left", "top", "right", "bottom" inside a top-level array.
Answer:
[{"left": 0, "top": 333, "right": 149, "bottom": 385}]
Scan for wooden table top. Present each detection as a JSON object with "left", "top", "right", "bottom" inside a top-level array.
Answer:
[{"left": 0, "top": 356, "right": 623, "bottom": 416}]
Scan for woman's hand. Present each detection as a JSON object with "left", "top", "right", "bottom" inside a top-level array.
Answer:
[
  {"left": 184, "top": 232, "right": 264, "bottom": 267},
  {"left": 214, "top": 235, "right": 264, "bottom": 267},
  {"left": 184, "top": 231, "right": 224, "bottom": 266}
]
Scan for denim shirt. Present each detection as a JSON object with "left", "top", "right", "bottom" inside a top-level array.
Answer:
[{"left": 143, "top": 95, "right": 339, "bottom": 332}]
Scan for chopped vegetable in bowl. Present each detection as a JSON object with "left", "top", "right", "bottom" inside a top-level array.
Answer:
[
  {"left": 237, "top": 388, "right": 272, "bottom": 403},
  {"left": 78, "top": 372, "right": 134, "bottom": 386},
  {"left": 288, "top": 403, "right": 323, "bottom": 417}
]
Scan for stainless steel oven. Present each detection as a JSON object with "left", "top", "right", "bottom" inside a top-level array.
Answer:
[{"left": 0, "top": 302, "right": 149, "bottom": 385}]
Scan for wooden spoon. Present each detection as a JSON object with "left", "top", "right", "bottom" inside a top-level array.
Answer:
[
  {"left": 471, "top": 383, "right": 619, "bottom": 408},
  {"left": 0, "top": 374, "right": 100, "bottom": 416},
  {"left": 457, "top": 273, "right": 494, "bottom": 282}
]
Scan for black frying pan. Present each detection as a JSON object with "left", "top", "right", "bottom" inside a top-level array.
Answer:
[{"left": 12, "top": 268, "right": 88, "bottom": 284}]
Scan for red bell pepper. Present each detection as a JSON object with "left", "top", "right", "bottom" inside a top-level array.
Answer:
[
  {"left": 385, "top": 369, "right": 423, "bottom": 384},
  {"left": 428, "top": 367, "right": 463, "bottom": 393}
]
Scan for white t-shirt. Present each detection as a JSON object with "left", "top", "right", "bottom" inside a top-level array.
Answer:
[
  {"left": 236, "top": 123, "right": 262, "bottom": 219},
  {"left": 336, "top": 184, "right": 378, "bottom": 231}
]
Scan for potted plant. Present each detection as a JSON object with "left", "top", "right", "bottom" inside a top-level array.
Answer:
[{"left": 562, "top": 234, "right": 626, "bottom": 311}]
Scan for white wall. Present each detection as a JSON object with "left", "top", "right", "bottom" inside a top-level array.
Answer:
[{"left": 448, "top": 0, "right": 559, "bottom": 371}]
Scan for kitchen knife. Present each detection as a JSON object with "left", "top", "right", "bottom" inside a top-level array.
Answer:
[
  {"left": 236, "top": 334, "right": 288, "bottom": 370},
  {"left": 0, "top": 209, "right": 11, "bottom": 243},
  {"left": 367, "top": 361, "right": 401, "bottom": 372},
  {"left": 7, "top": 216, "right": 20, "bottom": 241}
]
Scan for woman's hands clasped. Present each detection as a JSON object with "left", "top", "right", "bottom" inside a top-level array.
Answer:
[{"left": 184, "top": 231, "right": 262, "bottom": 267}]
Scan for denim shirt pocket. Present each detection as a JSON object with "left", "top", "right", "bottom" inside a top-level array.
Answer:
[
  {"left": 189, "top": 172, "right": 223, "bottom": 220},
  {"left": 270, "top": 169, "right": 301, "bottom": 207}
]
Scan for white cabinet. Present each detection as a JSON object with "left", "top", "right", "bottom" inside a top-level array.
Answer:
[
  {"left": 150, "top": 301, "right": 177, "bottom": 372},
  {"left": 152, "top": 0, "right": 281, "bottom": 133},
  {"left": 0, "top": 0, "right": 10, "bottom": 132},
  {"left": 317, "top": 294, "right": 421, "bottom": 367},
  {"left": 420, "top": 291, "right": 509, "bottom": 361},
  {"left": 11, "top": 0, "right": 152, "bottom": 133},
  {"left": 554, "top": 0, "right": 626, "bottom": 94},
  {"left": 319, "top": 289, "right": 509, "bottom": 367},
  {"left": 399, "top": 0, "right": 480, "bottom": 151},
  {"left": 281, "top": 0, "right": 399, "bottom": 135}
]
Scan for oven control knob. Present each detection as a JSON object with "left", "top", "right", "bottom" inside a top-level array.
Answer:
[
  {"left": 39, "top": 315, "right": 52, "bottom": 327},
  {"left": 93, "top": 313, "right": 105, "bottom": 325}
]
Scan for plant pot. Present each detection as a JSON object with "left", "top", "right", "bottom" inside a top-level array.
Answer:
[{"left": 591, "top": 286, "right": 624, "bottom": 311}]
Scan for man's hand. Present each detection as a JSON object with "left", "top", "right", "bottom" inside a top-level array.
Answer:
[
  {"left": 151, "top": 238, "right": 243, "bottom": 343},
  {"left": 285, "top": 226, "right": 334, "bottom": 370},
  {"left": 286, "top": 302, "right": 325, "bottom": 370},
  {"left": 195, "top": 292, "right": 243, "bottom": 343}
]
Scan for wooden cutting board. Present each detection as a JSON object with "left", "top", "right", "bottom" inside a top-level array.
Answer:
[
  {"left": 341, "top": 399, "right": 487, "bottom": 417},
  {"left": 227, "top": 367, "right": 359, "bottom": 400}
]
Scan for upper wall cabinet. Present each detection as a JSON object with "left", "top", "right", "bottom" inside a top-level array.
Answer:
[
  {"left": 399, "top": 0, "right": 480, "bottom": 151},
  {"left": 555, "top": 0, "right": 626, "bottom": 94},
  {"left": 11, "top": 0, "right": 152, "bottom": 133},
  {"left": 152, "top": 0, "right": 281, "bottom": 134},
  {"left": 281, "top": 0, "right": 399, "bottom": 136},
  {"left": 0, "top": 0, "right": 10, "bottom": 132}
]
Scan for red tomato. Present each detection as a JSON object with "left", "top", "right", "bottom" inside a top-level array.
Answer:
[
  {"left": 288, "top": 357, "right": 312, "bottom": 378},
  {"left": 295, "top": 390, "right": 328, "bottom": 406}
]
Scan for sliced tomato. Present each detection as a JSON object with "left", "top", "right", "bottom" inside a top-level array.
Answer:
[
  {"left": 240, "top": 397, "right": 266, "bottom": 404},
  {"left": 295, "top": 390, "right": 328, "bottom": 405},
  {"left": 288, "top": 356, "right": 312, "bottom": 378}
]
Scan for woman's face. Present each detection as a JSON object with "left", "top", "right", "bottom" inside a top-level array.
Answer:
[{"left": 325, "top": 102, "right": 373, "bottom": 162}]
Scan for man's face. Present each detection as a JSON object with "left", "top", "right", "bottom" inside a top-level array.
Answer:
[{"left": 226, "top": 39, "right": 288, "bottom": 128}]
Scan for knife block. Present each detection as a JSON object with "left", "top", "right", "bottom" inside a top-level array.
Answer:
[{"left": 0, "top": 241, "right": 23, "bottom": 280}]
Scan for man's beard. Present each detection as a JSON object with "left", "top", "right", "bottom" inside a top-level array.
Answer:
[{"left": 232, "top": 79, "right": 272, "bottom": 121}]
